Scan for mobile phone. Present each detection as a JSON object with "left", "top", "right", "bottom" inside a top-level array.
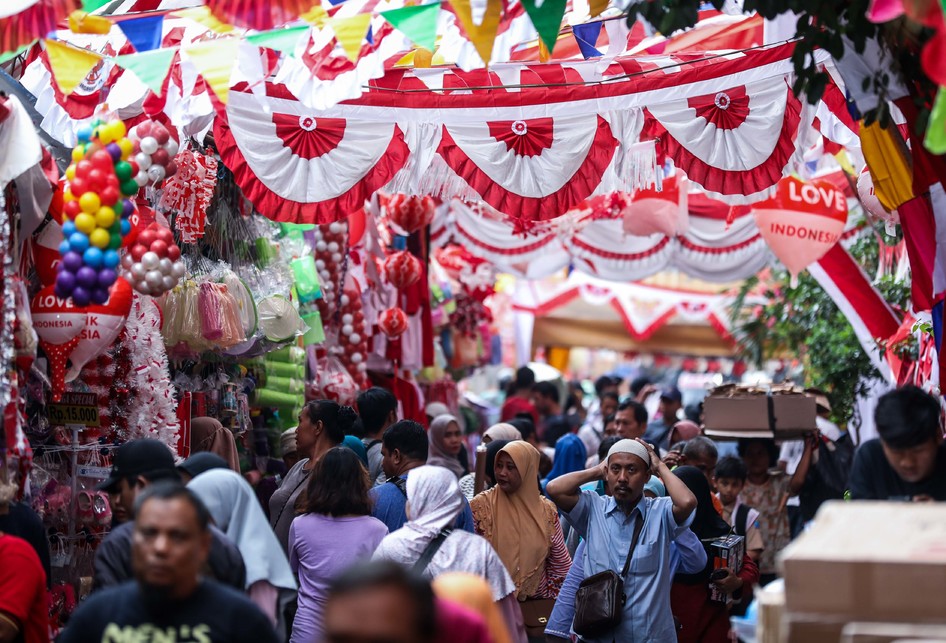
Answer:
[{"left": 709, "top": 568, "right": 728, "bottom": 581}]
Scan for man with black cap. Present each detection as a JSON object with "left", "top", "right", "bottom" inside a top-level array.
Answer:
[
  {"left": 643, "top": 386, "right": 683, "bottom": 451},
  {"left": 93, "top": 439, "right": 246, "bottom": 592}
]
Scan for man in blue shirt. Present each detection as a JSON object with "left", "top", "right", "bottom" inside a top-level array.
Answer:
[
  {"left": 369, "top": 420, "right": 475, "bottom": 533},
  {"left": 547, "top": 438, "right": 697, "bottom": 643}
]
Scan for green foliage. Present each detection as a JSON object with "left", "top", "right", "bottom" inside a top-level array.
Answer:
[{"left": 730, "top": 228, "right": 911, "bottom": 427}]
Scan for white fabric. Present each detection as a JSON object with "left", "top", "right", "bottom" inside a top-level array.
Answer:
[
  {"left": 372, "top": 465, "right": 516, "bottom": 601},
  {"left": 606, "top": 438, "right": 650, "bottom": 466},
  {"left": 188, "top": 469, "right": 297, "bottom": 591},
  {"left": 442, "top": 115, "right": 600, "bottom": 198},
  {"left": 226, "top": 90, "right": 398, "bottom": 201},
  {"left": 0, "top": 96, "right": 42, "bottom": 189},
  {"left": 648, "top": 77, "right": 789, "bottom": 172}
]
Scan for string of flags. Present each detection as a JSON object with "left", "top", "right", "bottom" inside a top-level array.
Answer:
[{"left": 14, "top": 0, "right": 625, "bottom": 108}]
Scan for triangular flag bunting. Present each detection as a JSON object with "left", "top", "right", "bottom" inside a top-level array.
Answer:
[
  {"left": 450, "top": 0, "right": 502, "bottom": 66},
  {"left": 381, "top": 2, "right": 441, "bottom": 52},
  {"left": 0, "top": 41, "right": 36, "bottom": 66},
  {"left": 81, "top": 0, "right": 112, "bottom": 11},
  {"left": 328, "top": 14, "right": 372, "bottom": 62},
  {"left": 521, "top": 0, "right": 567, "bottom": 55},
  {"left": 300, "top": 5, "right": 328, "bottom": 26},
  {"left": 44, "top": 39, "right": 104, "bottom": 95},
  {"left": 117, "top": 14, "right": 164, "bottom": 52},
  {"left": 113, "top": 47, "right": 177, "bottom": 95},
  {"left": 572, "top": 21, "right": 603, "bottom": 59},
  {"left": 185, "top": 38, "right": 241, "bottom": 104},
  {"left": 590, "top": 0, "right": 608, "bottom": 17},
  {"left": 246, "top": 26, "right": 309, "bottom": 54},
  {"left": 171, "top": 7, "right": 234, "bottom": 34}
]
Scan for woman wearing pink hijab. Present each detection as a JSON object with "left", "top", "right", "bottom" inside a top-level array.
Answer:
[{"left": 190, "top": 417, "right": 241, "bottom": 472}]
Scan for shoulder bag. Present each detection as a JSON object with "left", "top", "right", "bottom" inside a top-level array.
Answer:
[
  {"left": 573, "top": 513, "right": 645, "bottom": 638},
  {"left": 413, "top": 529, "right": 452, "bottom": 574}
]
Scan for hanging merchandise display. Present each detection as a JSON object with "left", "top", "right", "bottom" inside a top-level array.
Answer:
[{"left": 121, "top": 222, "right": 185, "bottom": 296}]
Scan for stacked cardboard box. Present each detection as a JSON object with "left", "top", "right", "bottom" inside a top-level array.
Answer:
[
  {"left": 703, "top": 383, "right": 816, "bottom": 440},
  {"left": 776, "top": 502, "right": 946, "bottom": 643}
]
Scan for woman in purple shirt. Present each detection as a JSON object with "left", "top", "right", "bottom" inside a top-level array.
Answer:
[{"left": 288, "top": 447, "right": 388, "bottom": 643}]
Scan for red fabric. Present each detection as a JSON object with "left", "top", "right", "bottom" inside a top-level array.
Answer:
[
  {"left": 687, "top": 85, "right": 750, "bottom": 130},
  {"left": 898, "top": 195, "right": 937, "bottom": 311},
  {"left": 500, "top": 396, "right": 539, "bottom": 426},
  {"left": 434, "top": 598, "right": 493, "bottom": 643},
  {"left": 487, "top": 118, "right": 554, "bottom": 157},
  {"left": 272, "top": 115, "right": 346, "bottom": 160},
  {"left": 368, "top": 372, "right": 426, "bottom": 425},
  {"left": 0, "top": 535, "right": 48, "bottom": 643},
  {"left": 671, "top": 553, "right": 757, "bottom": 643}
]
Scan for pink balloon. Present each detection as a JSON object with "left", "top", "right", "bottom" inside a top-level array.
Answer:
[
  {"left": 65, "top": 279, "right": 133, "bottom": 382},
  {"left": 754, "top": 177, "right": 848, "bottom": 278},
  {"left": 623, "top": 175, "right": 689, "bottom": 237},
  {"left": 30, "top": 285, "right": 87, "bottom": 345}
]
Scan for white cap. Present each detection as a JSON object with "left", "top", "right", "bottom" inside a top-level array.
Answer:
[{"left": 606, "top": 439, "right": 650, "bottom": 467}]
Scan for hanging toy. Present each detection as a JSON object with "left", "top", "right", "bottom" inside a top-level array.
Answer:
[
  {"left": 378, "top": 307, "right": 409, "bottom": 338},
  {"left": 128, "top": 119, "right": 179, "bottom": 188},
  {"left": 383, "top": 250, "right": 422, "bottom": 289},
  {"left": 56, "top": 118, "right": 137, "bottom": 306},
  {"left": 121, "top": 222, "right": 185, "bottom": 296}
]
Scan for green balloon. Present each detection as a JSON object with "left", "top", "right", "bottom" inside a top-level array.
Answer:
[
  {"left": 109, "top": 220, "right": 122, "bottom": 234},
  {"left": 115, "top": 161, "right": 133, "bottom": 182},
  {"left": 108, "top": 233, "right": 122, "bottom": 250},
  {"left": 120, "top": 179, "right": 139, "bottom": 196}
]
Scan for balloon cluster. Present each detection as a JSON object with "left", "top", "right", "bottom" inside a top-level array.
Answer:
[
  {"left": 313, "top": 222, "right": 348, "bottom": 319},
  {"left": 56, "top": 119, "right": 139, "bottom": 306},
  {"left": 121, "top": 223, "right": 185, "bottom": 296},
  {"left": 128, "top": 119, "right": 180, "bottom": 186}
]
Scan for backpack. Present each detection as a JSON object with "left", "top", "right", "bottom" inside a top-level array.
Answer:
[{"left": 733, "top": 504, "right": 752, "bottom": 538}]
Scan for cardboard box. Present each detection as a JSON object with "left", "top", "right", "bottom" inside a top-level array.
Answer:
[
  {"left": 841, "top": 622, "right": 946, "bottom": 643},
  {"left": 703, "top": 392, "right": 816, "bottom": 440},
  {"left": 709, "top": 534, "right": 745, "bottom": 603},
  {"left": 779, "top": 501, "right": 946, "bottom": 624},
  {"left": 784, "top": 614, "right": 847, "bottom": 643}
]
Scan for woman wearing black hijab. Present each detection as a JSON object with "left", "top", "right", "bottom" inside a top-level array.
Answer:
[{"left": 671, "top": 466, "right": 759, "bottom": 643}]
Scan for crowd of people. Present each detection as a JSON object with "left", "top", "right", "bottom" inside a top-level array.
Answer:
[{"left": 2, "top": 371, "right": 945, "bottom": 643}]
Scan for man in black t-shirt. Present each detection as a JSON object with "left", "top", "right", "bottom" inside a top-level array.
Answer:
[
  {"left": 849, "top": 385, "right": 946, "bottom": 501},
  {"left": 60, "top": 483, "right": 276, "bottom": 643}
]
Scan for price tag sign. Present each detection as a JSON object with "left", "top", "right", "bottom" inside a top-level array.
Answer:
[{"left": 48, "top": 392, "right": 100, "bottom": 427}]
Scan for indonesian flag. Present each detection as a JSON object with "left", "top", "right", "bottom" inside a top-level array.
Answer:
[{"left": 808, "top": 243, "right": 902, "bottom": 381}]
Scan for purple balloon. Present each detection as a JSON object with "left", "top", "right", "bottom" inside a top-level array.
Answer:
[
  {"left": 106, "top": 142, "right": 122, "bottom": 162},
  {"left": 76, "top": 266, "right": 98, "bottom": 289},
  {"left": 55, "top": 271, "right": 76, "bottom": 296},
  {"left": 91, "top": 287, "right": 110, "bottom": 305},
  {"left": 62, "top": 251, "right": 84, "bottom": 273},
  {"left": 98, "top": 268, "right": 117, "bottom": 288},
  {"left": 72, "top": 286, "right": 91, "bottom": 307},
  {"left": 122, "top": 199, "right": 135, "bottom": 217}
]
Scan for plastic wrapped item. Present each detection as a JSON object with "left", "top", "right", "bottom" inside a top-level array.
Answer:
[
  {"left": 199, "top": 281, "right": 224, "bottom": 341},
  {"left": 178, "top": 282, "right": 204, "bottom": 349},
  {"left": 313, "top": 356, "right": 358, "bottom": 405}
]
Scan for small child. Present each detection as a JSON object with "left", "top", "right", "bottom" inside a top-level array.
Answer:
[
  {"left": 714, "top": 456, "right": 764, "bottom": 564},
  {"left": 736, "top": 437, "right": 815, "bottom": 586}
]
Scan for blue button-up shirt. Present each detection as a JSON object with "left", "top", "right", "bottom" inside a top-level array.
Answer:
[{"left": 564, "top": 491, "right": 694, "bottom": 642}]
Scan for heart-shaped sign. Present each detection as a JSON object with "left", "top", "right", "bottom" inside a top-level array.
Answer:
[
  {"left": 65, "top": 279, "right": 133, "bottom": 382},
  {"left": 31, "top": 285, "right": 87, "bottom": 401},
  {"left": 754, "top": 176, "right": 848, "bottom": 280}
]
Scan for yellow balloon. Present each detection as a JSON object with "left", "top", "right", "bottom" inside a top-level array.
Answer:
[
  {"left": 66, "top": 166, "right": 76, "bottom": 181},
  {"left": 74, "top": 213, "right": 96, "bottom": 234},
  {"left": 99, "top": 127, "right": 115, "bottom": 144},
  {"left": 95, "top": 206, "right": 116, "bottom": 228},
  {"left": 89, "top": 227, "right": 111, "bottom": 249},
  {"left": 118, "top": 138, "right": 134, "bottom": 159},
  {"left": 71, "top": 147, "right": 84, "bottom": 162},
  {"left": 63, "top": 188, "right": 74, "bottom": 202},
  {"left": 110, "top": 121, "right": 127, "bottom": 139},
  {"left": 79, "top": 192, "right": 101, "bottom": 214}
]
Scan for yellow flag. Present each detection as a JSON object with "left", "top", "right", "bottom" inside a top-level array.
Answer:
[
  {"left": 300, "top": 4, "right": 329, "bottom": 27},
  {"left": 450, "top": 0, "right": 501, "bottom": 66},
  {"left": 590, "top": 0, "right": 608, "bottom": 17},
  {"left": 44, "top": 39, "right": 104, "bottom": 95},
  {"left": 68, "top": 11, "right": 112, "bottom": 35},
  {"left": 171, "top": 7, "right": 234, "bottom": 34},
  {"left": 185, "top": 38, "right": 241, "bottom": 104},
  {"left": 328, "top": 14, "right": 372, "bottom": 62}
]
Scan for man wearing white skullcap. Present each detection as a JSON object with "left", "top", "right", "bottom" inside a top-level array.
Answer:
[{"left": 546, "top": 438, "right": 697, "bottom": 642}]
